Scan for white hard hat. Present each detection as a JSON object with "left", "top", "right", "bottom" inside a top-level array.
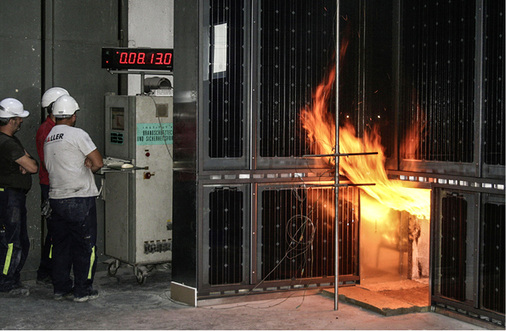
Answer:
[
  {"left": 0, "top": 98, "right": 30, "bottom": 118},
  {"left": 53, "top": 95, "right": 79, "bottom": 118},
  {"left": 41, "top": 87, "right": 69, "bottom": 108}
]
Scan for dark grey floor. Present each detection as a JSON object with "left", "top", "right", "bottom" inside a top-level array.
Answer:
[{"left": 0, "top": 264, "right": 490, "bottom": 330}]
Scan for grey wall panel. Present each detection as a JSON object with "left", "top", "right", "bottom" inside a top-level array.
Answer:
[
  {"left": 0, "top": 38, "right": 42, "bottom": 151},
  {"left": 0, "top": 1, "right": 41, "bottom": 38},
  {"left": 173, "top": 0, "right": 200, "bottom": 287},
  {"left": 52, "top": 0, "right": 119, "bottom": 150},
  {"left": 0, "top": 0, "right": 42, "bottom": 149},
  {"left": 0, "top": 1, "right": 44, "bottom": 279},
  {"left": 54, "top": 1, "right": 119, "bottom": 43},
  {"left": 0, "top": 0, "right": 122, "bottom": 280}
]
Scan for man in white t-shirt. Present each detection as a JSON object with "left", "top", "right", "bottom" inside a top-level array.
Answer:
[{"left": 44, "top": 95, "right": 103, "bottom": 302}]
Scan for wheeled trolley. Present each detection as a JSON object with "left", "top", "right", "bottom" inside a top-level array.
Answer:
[{"left": 102, "top": 94, "right": 173, "bottom": 284}]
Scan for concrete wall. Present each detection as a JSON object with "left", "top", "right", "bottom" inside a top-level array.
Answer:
[{"left": 127, "top": 0, "right": 174, "bottom": 95}]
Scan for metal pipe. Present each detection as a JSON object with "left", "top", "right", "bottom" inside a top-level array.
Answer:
[
  {"left": 107, "top": 69, "right": 173, "bottom": 75},
  {"left": 140, "top": 72, "right": 145, "bottom": 94},
  {"left": 303, "top": 152, "right": 378, "bottom": 158},
  {"left": 334, "top": 0, "right": 340, "bottom": 311},
  {"left": 303, "top": 183, "right": 376, "bottom": 188}
]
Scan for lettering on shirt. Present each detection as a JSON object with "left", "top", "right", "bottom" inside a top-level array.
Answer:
[{"left": 46, "top": 133, "right": 64, "bottom": 142}]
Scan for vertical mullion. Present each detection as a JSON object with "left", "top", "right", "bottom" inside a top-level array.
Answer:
[
  {"left": 224, "top": 1, "right": 229, "bottom": 157},
  {"left": 224, "top": 189, "right": 228, "bottom": 283},
  {"left": 225, "top": 1, "right": 230, "bottom": 157}
]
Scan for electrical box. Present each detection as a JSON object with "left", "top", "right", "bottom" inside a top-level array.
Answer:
[{"left": 103, "top": 95, "right": 173, "bottom": 268}]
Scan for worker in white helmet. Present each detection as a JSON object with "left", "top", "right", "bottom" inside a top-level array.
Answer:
[
  {"left": 35, "top": 87, "right": 69, "bottom": 286},
  {"left": 0, "top": 98, "right": 39, "bottom": 296},
  {"left": 44, "top": 95, "right": 103, "bottom": 302}
]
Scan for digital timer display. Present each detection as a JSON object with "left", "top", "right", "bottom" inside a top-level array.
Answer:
[{"left": 102, "top": 48, "right": 173, "bottom": 70}]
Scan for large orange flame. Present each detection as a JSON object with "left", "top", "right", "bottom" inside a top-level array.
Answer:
[{"left": 301, "top": 66, "right": 430, "bottom": 220}]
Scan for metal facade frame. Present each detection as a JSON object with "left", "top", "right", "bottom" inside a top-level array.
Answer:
[{"left": 173, "top": 1, "right": 505, "bottom": 324}]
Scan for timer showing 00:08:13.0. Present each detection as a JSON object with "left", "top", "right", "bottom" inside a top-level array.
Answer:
[
  {"left": 101, "top": 48, "right": 173, "bottom": 70},
  {"left": 118, "top": 51, "right": 172, "bottom": 65}
]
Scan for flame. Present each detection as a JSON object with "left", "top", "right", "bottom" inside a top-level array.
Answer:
[
  {"left": 399, "top": 93, "right": 427, "bottom": 171},
  {"left": 301, "top": 66, "right": 430, "bottom": 220},
  {"left": 301, "top": 64, "right": 337, "bottom": 161}
]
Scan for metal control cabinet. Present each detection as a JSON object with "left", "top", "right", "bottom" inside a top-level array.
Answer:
[{"left": 103, "top": 95, "right": 173, "bottom": 280}]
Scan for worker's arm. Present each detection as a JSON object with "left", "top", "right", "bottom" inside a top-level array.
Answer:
[
  {"left": 84, "top": 149, "right": 104, "bottom": 173},
  {"left": 16, "top": 152, "right": 39, "bottom": 174}
]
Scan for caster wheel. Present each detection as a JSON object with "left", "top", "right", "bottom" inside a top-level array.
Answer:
[
  {"left": 135, "top": 266, "right": 148, "bottom": 285},
  {"left": 108, "top": 260, "right": 120, "bottom": 276},
  {"left": 136, "top": 273, "right": 147, "bottom": 285}
]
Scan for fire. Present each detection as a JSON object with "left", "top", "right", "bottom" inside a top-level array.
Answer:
[{"left": 301, "top": 66, "right": 430, "bottom": 221}]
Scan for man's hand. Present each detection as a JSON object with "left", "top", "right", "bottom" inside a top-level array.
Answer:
[
  {"left": 15, "top": 154, "right": 38, "bottom": 174},
  {"left": 85, "top": 149, "right": 104, "bottom": 173},
  {"left": 84, "top": 157, "right": 93, "bottom": 169}
]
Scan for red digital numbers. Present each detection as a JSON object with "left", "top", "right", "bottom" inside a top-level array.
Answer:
[
  {"left": 118, "top": 51, "right": 172, "bottom": 65},
  {"left": 150, "top": 52, "right": 173, "bottom": 65},
  {"left": 103, "top": 48, "right": 173, "bottom": 70}
]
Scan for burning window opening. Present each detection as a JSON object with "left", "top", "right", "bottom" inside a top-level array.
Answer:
[{"left": 300, "top": 58, "right": 431, "bottom": 285}]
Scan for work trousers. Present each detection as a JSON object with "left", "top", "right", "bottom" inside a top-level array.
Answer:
[
  {"left": 0, "top": 188, "right": 30, "bottom": 292},
  {"left": 48, "top": 197, "right": 97, "bottom": 298},
  {"left": 37, "top": 184, "right": 52, "bottom": 280}
]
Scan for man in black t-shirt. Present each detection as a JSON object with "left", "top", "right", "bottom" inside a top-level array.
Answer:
[{"left": 0, "top": 98, "right": 38, "bottom": 295}]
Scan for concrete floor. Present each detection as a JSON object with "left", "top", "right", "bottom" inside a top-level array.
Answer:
[{"left": 0, "top": 264, "right": 495, "bottom": 330}]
